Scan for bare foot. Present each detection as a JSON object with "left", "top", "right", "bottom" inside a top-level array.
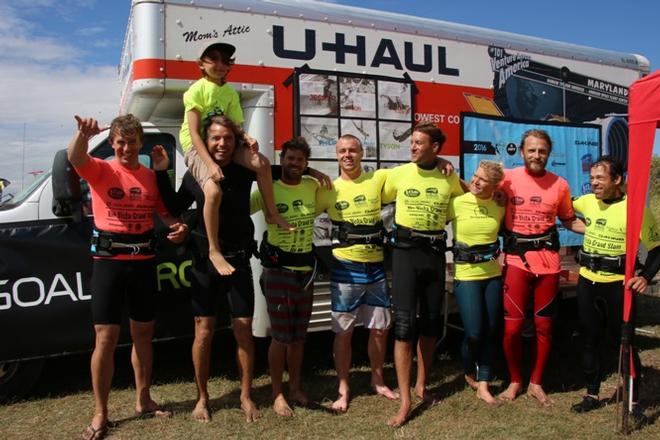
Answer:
[
  {"left": 289, "top": 389, "right": 309, "bottom": 407},
  {"left": 372, "top": 383, "right": 400, "bottom": 400},
  {"left": 526, "top": 383, "right": 555, "bottom": 407},
  {"left": 476, "top": 382, "right": 498, "bottom": 405},
  {"left": 240, "top": 397, "right": 261, "bottom": 423},
  {"left": 192, "top": 400, "right": 211, "bottom": 422},
  {"left": 273, "top": 395, "right": 294, "bottom": 417},
  {"left": 415, "top": 388, "right": 439, "bottom": 406},
  {"left": 209, "top": 250, "right": 235, "bottom": 276},
  {"left": 498, "top": 382, "right": 522, "bottom": 402},
  {"left": 135, "top": 399, "right": 172, "bottom": 418},
  {"left": 331, "top": 392, "right": 349, "bottom": 413},
  {"left": 267, "top": 212, "right": 295, "bottom": 232},
  {"left": 464, "top": 374, "right": 478, "bottom": 391},
  {"left": 386, "top": 403, "right": 411, "bottom": 428}
]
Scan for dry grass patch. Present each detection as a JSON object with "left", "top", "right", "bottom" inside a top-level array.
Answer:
[{"left": 1, "top": 296, "right": 659, "bottom": 439}]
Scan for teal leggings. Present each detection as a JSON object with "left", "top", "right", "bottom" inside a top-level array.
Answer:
[{"left": 453, "top": 276, "right": 502, "bottom": 382}]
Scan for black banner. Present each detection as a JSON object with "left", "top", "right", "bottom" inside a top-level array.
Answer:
[{"left": 0, "top": 216, "right": 220, "bottom": 362}]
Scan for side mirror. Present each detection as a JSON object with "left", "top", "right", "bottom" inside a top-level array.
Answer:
[{"left": 51, "top": 149, "right": 82, "bottom": 222}]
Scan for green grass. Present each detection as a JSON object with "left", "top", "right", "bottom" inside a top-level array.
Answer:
[
  {"left": 1, "top": 295, "right": 660, "bottom": 440},
  {"left": 650, "top": 156, "right": 659, "bottom": 224}
]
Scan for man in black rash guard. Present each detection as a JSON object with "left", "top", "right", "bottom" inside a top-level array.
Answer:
[
  {"left": 381, "top": 123, "right": 464, "bottom": 427},
  {"left": 152, "top": 115, "right": 261, "bottom": 423},
  {"left": 570, "top": 156, "right": 659, "bottom": 425}
]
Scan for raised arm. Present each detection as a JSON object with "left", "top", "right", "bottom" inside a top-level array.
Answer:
[
  {"left": 67, "top": 115, "right": 104, "bottom": 168},
  {"left": 152, "top": 145, "right": 195, "bottom": 217}
]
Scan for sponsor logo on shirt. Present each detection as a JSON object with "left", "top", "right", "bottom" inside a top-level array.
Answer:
[
  {"left": 474, "top": 206, "right": 488, "bottom": 216},
  {"left": 129, "top": 187, "right": 142, "bottom": 200},
  {"left": 107, "top": 188, "right": 125, "bottom": 199},
  {"left": 353, "top": 194, "right": 367, "bottom": 205},
  {"left": 404, "top": 188, "right": 420, "bottom": 197},
  {"left": 425, "top": 188, "right": 438, "bottom": 198}
]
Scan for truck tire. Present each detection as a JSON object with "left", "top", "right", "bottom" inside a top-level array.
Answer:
[{"left": 0, "top": 359, "right": 44, "bottom": 402}]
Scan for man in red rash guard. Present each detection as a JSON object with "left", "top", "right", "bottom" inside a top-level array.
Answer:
[
  {"left": 498, "top": 129, "right": 582, "bottom": 406},
  {"left": 69, "top": 114, "right": 187, "bottom": 440}
]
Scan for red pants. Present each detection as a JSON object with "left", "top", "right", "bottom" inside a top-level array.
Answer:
[{"left": 502, "top": 265, "right": 559, "bottom": 385}]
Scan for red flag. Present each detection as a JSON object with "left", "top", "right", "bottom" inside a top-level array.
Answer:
[{"left": 625, "top": 71, "right": 660, "bottom": 323}]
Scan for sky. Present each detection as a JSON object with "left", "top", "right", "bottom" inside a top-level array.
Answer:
[{"left": 1, "top": 0, "right": 659, "bottom": 195}]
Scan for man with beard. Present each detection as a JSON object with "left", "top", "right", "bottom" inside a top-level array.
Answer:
[
  {"left": 251, "top": 137, "right": 319, "bottom": 417},
  {"left": 498, "top": 129, "right": 582, "bottom": 406}
]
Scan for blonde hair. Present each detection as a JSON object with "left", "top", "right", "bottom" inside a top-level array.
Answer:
[{"left": 478, "top": 160, "right": 504, "bottom": 185}]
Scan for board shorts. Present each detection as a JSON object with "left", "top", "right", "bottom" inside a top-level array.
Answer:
[
  {"left": 261, "top": 267, "right": 314, "bottom": 343},
  {"left": 330, "top": 259, "right": 391, "bottom": 333}
]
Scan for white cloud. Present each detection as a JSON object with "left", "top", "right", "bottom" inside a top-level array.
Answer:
[
  {"left": 0, "top": 1, "right": 116, "bottom": 192},
  {"left": 0, "top": 5, "right": 30, "bottom": 32},
  {"left": 0, "top": 62, "right": 118, "bottom": 191},
  {"left": 91, "top": 39, "right": 114, "bottom": 48},
  {"left": 0, "top": 36, "right": 80, "bottom": 62},
  {"left": 0, "top": 3, "right": 83, "bottom": 62},
  {"left": 75, "top": 26, "right": 105, "bottom": 36}
]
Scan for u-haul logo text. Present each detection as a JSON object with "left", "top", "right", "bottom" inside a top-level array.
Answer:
[{"left": 272, "top": 25, "right": 460, "bottom": 76}]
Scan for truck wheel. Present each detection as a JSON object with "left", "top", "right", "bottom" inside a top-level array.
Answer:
[{"left": 0, "top": 359, "right": 44, "bottom": 402}]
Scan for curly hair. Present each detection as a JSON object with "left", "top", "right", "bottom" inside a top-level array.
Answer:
[{"left": 109, "top": 114, "right": 143, "bottom": 145}]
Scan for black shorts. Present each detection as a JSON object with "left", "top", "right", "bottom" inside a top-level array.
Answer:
[
  {"left": 391, "top": 246, "right": 446, "bottom": 337},
  {"left": 91, "top": 258, "right": 157, "bottom": 325},
  {"left": 190, "top": 255, "right": 255, "bottom": 318}
]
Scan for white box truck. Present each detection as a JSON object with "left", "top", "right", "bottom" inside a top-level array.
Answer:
[{"left": 0, "top": 0, "right": 649, "bottom": 399}]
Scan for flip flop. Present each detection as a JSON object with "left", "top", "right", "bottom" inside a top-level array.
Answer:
[{"left": 81, "top": 423, "right": 108, "bottom": 440}]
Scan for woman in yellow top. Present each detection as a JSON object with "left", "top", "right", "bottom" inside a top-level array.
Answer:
[{"left": 447, "top": 160, "right": 505, "bottom": 404}]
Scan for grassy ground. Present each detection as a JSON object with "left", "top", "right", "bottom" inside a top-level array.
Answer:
[
  {"left": 650, "top": 156, "right": 659, "bottom": 223},
  {"left": 1, "top": 294, "right": 659, "bottom": 440}
]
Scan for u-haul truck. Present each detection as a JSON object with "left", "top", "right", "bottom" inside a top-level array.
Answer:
[{"left": 0, "top": 0, "right": 648, "bottom": 399}]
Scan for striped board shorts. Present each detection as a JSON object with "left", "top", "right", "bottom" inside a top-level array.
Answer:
[{"left": 261, "top": 267, "right": 314, "bottom": 343}]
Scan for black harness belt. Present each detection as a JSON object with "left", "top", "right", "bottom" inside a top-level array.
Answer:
[
  {"left": 388, "top": 224, "right": 447, "bottom": 253},
  {"left": 91, "top": 229, "right": 156, "bottom": 257},
  {"left": 576, "top": 249, "right": 625, "bottom": 274},
  {"left": 453, "top": 240, "right": 500, "bottom": 264},
  {"left": 331, "top": 221, "right": 384, "bottom": 248},
  {"left": 259, "top": 232, "right": 314, "bottom": 269},
  {"left": 502, "top": 227, "right": 560, "bottom": 268}
]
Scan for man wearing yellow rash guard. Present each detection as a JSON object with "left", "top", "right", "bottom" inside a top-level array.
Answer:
[
  {"left": 382, "top": 123, "right": 463, "bottom": 427},
  {"left": 447, "top": 160, "right": 505, "bottom": 405},
  {"left": 251, "top": 138, "right": 320, "bottom": 417},
  {"left": 570, "top": 156, "right": 659, "bottom": 424},
  {"left": 317, "top": 134, "right": 399, "bottom": 413}
]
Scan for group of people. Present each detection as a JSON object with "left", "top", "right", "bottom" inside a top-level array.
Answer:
[{"left": 70, "top": 40, "right": 659, "bottom": 440}]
